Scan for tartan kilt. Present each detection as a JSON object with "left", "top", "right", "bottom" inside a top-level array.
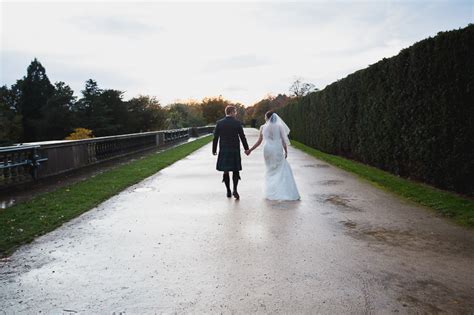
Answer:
[{"left": 216, "top": 147, "right": 242, "bottom": 171}]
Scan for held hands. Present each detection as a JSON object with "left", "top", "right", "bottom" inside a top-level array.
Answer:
[{"left": 214, "top": 150, "right": 251, "bottom": 156}]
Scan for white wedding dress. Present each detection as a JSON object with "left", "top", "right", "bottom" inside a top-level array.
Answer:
[{"left": 261, "top": 114, "right": 300, "bottom": 201}]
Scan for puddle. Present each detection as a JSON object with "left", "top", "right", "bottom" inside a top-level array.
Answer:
[
  {"left": 397, "top": 294, "right": 443, "bottom": 313},
  {"left": 344, "top": 226, "right": 473, "bottom": 256},
  {"left": 340, "top": 220, "right": 357, "bottom": 229},
  {"left": 315, "top": 194, "right": 363, "bottom": 212},
  {"left": 349, "top": 227, "right": 421, "bottom": 248},
  {"left": 326, "top": 195, "right": 348, "bottom": 206},
  {"left": 318, "top": 179, "right": 344, "bottom": 186},
  {"left": 393, "top": 278, "right": 473, "bottom": 313}
]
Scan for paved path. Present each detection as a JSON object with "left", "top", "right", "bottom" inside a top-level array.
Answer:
[{"left": 1, "top": 129, "right": 473, "bottom": 313}]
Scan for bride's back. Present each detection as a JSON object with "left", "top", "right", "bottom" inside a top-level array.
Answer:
[{"left": 262, "top": 123, "right": 283, "bottom": 144}]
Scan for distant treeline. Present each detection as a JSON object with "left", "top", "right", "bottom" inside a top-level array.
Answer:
[
  {"left": 0, "top": 59, "right": 254, "bottom": 144},
  {"left": 245, "top": 94, "right": 293, "bottom": 127},
  {"left": 279, "top": 25, "right": 474, "bottom": 195}
]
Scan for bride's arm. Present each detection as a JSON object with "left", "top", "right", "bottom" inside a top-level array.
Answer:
[
  {"left": 280, "top": 126, "right": 288, "bottom": 158},
  {"left": 249, "top": 131, "right": 263, "bottom": 153}
]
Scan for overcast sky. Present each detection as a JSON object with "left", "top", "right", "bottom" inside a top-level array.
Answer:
[{"left": 1, "top": 0, "right": 472, "bottom": 106}]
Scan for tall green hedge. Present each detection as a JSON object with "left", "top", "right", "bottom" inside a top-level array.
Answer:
[{"left": 280, "top": 25, "right": 474, "bottom": 196}]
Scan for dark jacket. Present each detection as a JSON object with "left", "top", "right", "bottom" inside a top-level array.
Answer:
[{"left": 212, "top": 116, "right": 249, "bottom": 154}]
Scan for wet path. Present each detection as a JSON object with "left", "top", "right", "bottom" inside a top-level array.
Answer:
[{"left": 1, "top": 129, "right": 473, "bottom": 313}]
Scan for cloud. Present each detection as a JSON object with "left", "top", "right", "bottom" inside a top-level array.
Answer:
[
  {"left": 70, "top": 16, "right": 161, "bottom": 38},
  {"left": 224, "top": 85, "right": 248, "bottom": 92},
  {"left": 1, "top": 50, "right": 141, "bottom": 95},
  {"left": 205, "top": 54, "right": 271, "bottom": 72}
]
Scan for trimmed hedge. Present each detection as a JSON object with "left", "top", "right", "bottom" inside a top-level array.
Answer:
[{"left": 280, "top": 25, "right": 474, "bottom": 196}]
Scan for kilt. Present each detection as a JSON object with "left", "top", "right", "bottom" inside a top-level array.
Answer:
[{"left": 216, "top": 147, "right": 242, "bottom": 171}]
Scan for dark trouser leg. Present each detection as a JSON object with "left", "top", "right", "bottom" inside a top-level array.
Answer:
[
  {"left": 223, "top": 172, "right": 231, "bottom": 196},
  {"left": 231, "top": 171, "right": 241, "bottom": 199},
  {"left": 232, "top": 171, "right": 240, "bottom": 192}
]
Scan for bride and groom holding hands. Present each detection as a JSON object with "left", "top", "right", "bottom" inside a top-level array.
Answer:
[{"left": 212, "top": 106, "right": 300, "bottom": 201}]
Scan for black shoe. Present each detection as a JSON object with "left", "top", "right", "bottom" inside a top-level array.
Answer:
[
  {"left": 227, "top": 190, "right": 232, "bottom": 198},
  {"left": 233, "top": 191, "right": 240, "bottom": 200}
]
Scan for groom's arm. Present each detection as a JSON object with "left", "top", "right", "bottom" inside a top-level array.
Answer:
[
  {"left": 238, "top": 124, "right": 249, "bottom": 151},
  {"left": 212, "top": 123, "right": 220, "bottom": 155}
]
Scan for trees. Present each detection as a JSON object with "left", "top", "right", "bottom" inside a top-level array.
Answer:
[
  {"left": 0, "top": 86, "right": 23, "bottom": 145},
  {"left": 1, "top": 58, "right": 252, "bottom": 144},
  {"left": 2, "top": 61, "right": 177, "bottom": 142},
  {"left": 245, "top": 94, "right": 292, "bottom": 127},
  {"left": 40, "top": 82, "right": 76, "bottom": 140},
  {"left": 289, "top": 79, "right": 318, "bottom": 99},
  {"left": 2, "top": 59, "right": 76, "bottom": 142},
  {"left": 200, "top": 96, "right": 230, "bottom": 124},
  {"left": 126, "top": 96, "right": 166, "bottom": 132},
  {"left": 96, "top": 89, "right": 127, "bottom": 136},
  {"left": 74, "top": 82, "right": 168, "bottom": 136},
  {"left": 16, "top": 58, "right": 55, "bottom": 141},
  {"left": 199, "top": 96, "right": 248, "bottom": 125},
  {"left": 74, "top": 80, "right": 127, "bottom": 136},
  {"left": 165, "top": 102, "right": 206, "bottom": 129},
  {"left": 234, "top": 103, "right": 246, "bottom": 124}
]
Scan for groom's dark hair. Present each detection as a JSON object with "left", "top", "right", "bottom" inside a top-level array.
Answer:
[
  {"left": 265, "top": 111, "right": 274, "bottom": 120},
  {"left": 225, "top": 106, "right": 236, "bottom": 115}
]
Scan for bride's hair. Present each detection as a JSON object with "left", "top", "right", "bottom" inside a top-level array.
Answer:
[{"left": 265, "top": 111, "right": 274, "bottom": 120}]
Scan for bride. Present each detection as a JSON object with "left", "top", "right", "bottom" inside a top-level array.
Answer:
[{"left": 247, "top": 111, "right": 300, "bottom": 201}]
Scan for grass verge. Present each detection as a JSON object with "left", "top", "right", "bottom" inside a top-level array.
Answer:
[
  {"left": 292, "top": 140, "right": 474, "bottom": 227},
  {"left": 0, "top": 136, "right": 212, "bottom": 256}
]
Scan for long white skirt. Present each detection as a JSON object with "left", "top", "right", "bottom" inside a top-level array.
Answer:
[{"left": 263, "top": 141, "right": 300, "bottom": 201}]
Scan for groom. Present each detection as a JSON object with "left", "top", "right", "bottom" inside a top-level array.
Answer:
[{"left": 212, "top": 105, "right": 250, "bottom": 199}]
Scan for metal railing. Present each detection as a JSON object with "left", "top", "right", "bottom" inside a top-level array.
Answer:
[
  {"left": 0, "top": 145, "right": 48, "bottom": 187},
  {"left": 163, "top": 129, "right": 190, "bottom": 143},
  {"left": 0, "top": 126, "right": 214, "bottom": 189}
]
